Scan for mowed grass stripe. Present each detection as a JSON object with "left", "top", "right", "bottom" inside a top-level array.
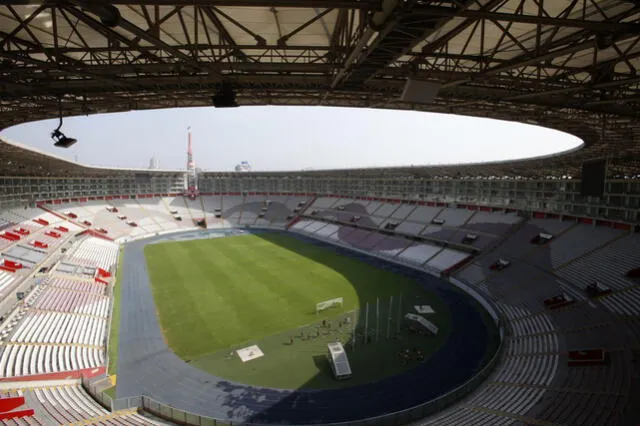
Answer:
[
  {"left": 147, "top": 235, "right": 352, "bottom": 357},
  {"left": 193, "top": 238, "right": 298, "bottom": 333},
  {"left": 148, "top": 238, "right": 276, "bottom": 354},
  {"left": 145, "top": 233, "right": 417, "bottom": 359},
  {"left": 203, "top": 236, "right": 336, "bottom": 328},
  {"left": 218, "top": 235, "right": 356, "bottom": 314}
]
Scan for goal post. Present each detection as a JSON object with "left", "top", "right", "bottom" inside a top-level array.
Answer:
[{"left": 316, "top": 297, "right": 343, "bottom": 314}]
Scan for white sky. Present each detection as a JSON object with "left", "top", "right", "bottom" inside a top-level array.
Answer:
[{"left": 1, "top": 106, "right": 582, "bottom": 171}]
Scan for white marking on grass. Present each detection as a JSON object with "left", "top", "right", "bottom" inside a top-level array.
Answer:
[{"left": 236, "top": 345, "right": 264, "bottom": 362}]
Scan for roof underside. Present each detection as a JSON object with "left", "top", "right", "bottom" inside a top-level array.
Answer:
[{"left": 1, "top": 0, "right": 639, "bottom": 177}]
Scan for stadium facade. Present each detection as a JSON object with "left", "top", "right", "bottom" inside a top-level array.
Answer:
[
  {"left": 1, "top": 138, "right": 638, "bottom": 225},
  {"left": 0, "top": 133, "right": 638, "bottom": 425}
]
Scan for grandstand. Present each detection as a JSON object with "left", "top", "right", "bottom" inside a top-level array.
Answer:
[
  {"left": 1, "top": 0, "right": 640, "bottom": 424},
  {"left": 0, "top": 135, "right": 637, "bottom": 423}
]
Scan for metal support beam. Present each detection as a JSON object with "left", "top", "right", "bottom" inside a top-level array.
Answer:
[
  {"left": 1, "top": 0, "right": 380, "bottom": 7},
  {"left": 412, "top": 5, "right": 640, "bottom": 33}
]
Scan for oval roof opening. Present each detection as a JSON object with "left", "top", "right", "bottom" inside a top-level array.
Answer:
[{"left": 1, "top": 106, "right": 583, "bottom": 171}]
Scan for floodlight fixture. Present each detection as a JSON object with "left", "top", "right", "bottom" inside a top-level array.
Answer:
[
  {"left": 51, "top": 102, "right": 77, "bottom": 148},
  {"left": 51, "top": 129, "right": 77, "bottom": 148},
  {"left": 74, "top": 1, "right": 121, "bottom": 27},
  {"left": 212, "top": 82, "right": 239, "bottom": 108}
]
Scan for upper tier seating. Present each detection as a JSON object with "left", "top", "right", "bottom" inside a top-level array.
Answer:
[
  {"left": 433, "top": 208, "right": 475, "bottom": 227},
  {"left": 425, "top": 248, "right": 469, "bottom": 271},
  {"left": 44, "top": 196, "right": 299, "bottom": 235},
  {"left": 163, "top": 197, "right": 196, "bottom": 230},
  {"left": 2, "top": 208, "right": 62, "bottom": 228},
  {"left": 306, "top": 197, "right": 521, "bottom": 251},
  {"left": 291, "top": 219, "right": 469, "bottom": 273},
  {"left": 464, "top": 210, "right": 522, "bottom": 235},
  {"left": 109, "top": 199, "right": 165, "bottom": 236}
]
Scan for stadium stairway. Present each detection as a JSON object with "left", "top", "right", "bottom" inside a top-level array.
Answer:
[
  {"left": 237, "top": 196, "right": 246, "bottom": 225},
  {"left": 181, "top": 197, "right": 196, "bottom": 223},
  {"left": 286, "top": 196, "right": 317, "bottom": 229},
  {"left": 134, "top": 199, "right": 164, "bottom": 230},
  {"left": 199, "top": 197, "right": 206, "bottom": 221},
  {"left": 37, "top": 206, "right": 87, "bottom": 232},
  {"left": 160, "top": 198, "right": 173, "bottom": 217}
]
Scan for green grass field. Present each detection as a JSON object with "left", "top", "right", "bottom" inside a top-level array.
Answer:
[{"left": 145, "top": 232, "right": 453, "bottom": 389}]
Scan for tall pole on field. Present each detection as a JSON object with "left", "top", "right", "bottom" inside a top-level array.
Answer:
[
  {"left": 352, "top": 310, "right": 356, "bottom": 350},
  {"left": 376, "top": 297, "right": 380, "bottom": 342},
  {"left": 364, "top": 302, "right": 369, "bottom": 344},
  {"left": 396, "top": 293, "right": 403, "bottom": 334},
  {"left": 386, "top": 296, "right": 393, "bottom": 339}
]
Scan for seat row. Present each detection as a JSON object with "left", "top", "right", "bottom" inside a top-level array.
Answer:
[
  {"left": 33, "top": 286, "right": 109, "bottom": 317},
  {"left": 45, "top": 276, "right": 105, "bottom": 293},
  {"left": 9, "top": 311, "right": 106, "bottom": 346},
  {"left": 0, "top": 344, "right": 104, "bottom": 377},
  {"left": 449, "top": 259, "right": 634, "bottom": 424},
  {"left": 419, "top": 405, "right": 515, "bottom": 426},
  {"left": 66, "top": 237, "right": 119, "bottom": 271},
  {"left": 0, "top": 269, "right": 15, "bottom": 294},
  {"left": 18, "top": 384, "right": 166, "bottom": 425},
  {"left": 291, "top": 219, "right": 471, "bottom": 273},
  {"left": 308, "top": 197, "right": 521, "bottom": 240}
]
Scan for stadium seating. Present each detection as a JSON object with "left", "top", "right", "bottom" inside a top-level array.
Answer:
[
  {"left": 0, "top": 270, "right": 15, "bottom": 294},
  {"left": 0, "top": 197, "right": 637, "bottom": 425},
  {"left": 13, "top": 384, "right": 165, "bottom": 425},
  {"left": 109, "top": 199, "right": 165, "bottom": 236},
  {"left": 556, "top": 233, "right": 640, "bottom": 292},
  {"left": 303, "top": 198, "right": 524, "bottom": 256},
  {"left": 184, "top": 196, "right": 204, "bottom": 220},
  {"left": 136, "top": 197, "right": 185, "bottom": 232},
  {"left": 0, "top": 274, "right": 108, "bottom": 378},
  {"left": 527, "top": 224, "right": 625, "bottom": 269},
  {"left": 291, "top": 219, "right": 471, "bottom": 274},
  {"left": 65, "top": 237, "right": 118, "bottom": 271}
]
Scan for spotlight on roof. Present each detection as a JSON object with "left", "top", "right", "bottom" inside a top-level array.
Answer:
[
  {"left": 51, "top": 100, "right": 77, "bottom": 148},
  {"left": 75, "top": 1, "right": 121, "bottom": 27},
  {"left": 51, "top": 129, "right": 78, "bottom": 148},
  {"left": 212, "top": 82, "right": 238, "bottom": 108}
]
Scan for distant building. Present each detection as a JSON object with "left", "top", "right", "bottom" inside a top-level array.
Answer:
[
  {"left": 235, "top": 161, "right": 252, "bottom": 172},
  {"left": 149, "top": 156, "right": 159, "bottom": 170}
]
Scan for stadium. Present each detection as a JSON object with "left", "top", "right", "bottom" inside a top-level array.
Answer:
[{"left": 0, "top": 1, "right": 639, "bottom": 425}]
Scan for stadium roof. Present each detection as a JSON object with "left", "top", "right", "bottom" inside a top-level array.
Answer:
[
  {"left": 1, "top": 0, "right": 640, "bottom": 175},
  {"left": 0, "top": 137, "right": 183, "bottom": 177}
]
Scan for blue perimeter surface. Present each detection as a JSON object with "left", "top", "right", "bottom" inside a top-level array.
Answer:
[{"left": 116, "top": 229, "right": 492, "bottom": 424}]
